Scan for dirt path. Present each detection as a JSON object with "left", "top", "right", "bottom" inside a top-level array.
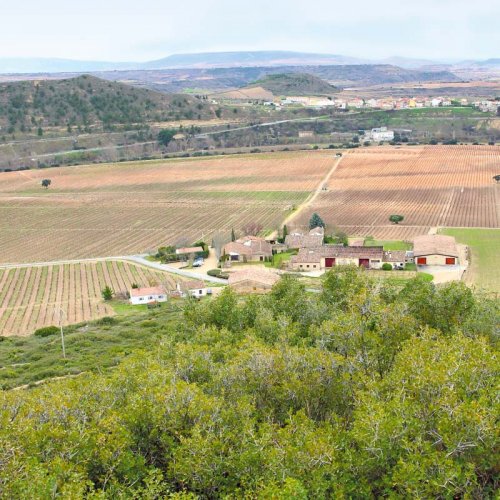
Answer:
[{"left": 269, "top": 152, "right": 347, "bottom": 238}]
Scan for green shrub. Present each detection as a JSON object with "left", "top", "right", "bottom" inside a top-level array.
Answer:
[
  {"left": 140, "top": 320, "right": 158, "bottom": 328},
  {"left": 34, "top": 326, "right": 59, "bottom": 337},
  {"left": 94, "top": 316, "right": 117, "bottom": 326},
  {"left": 208, "top": 269, "right": 222, "bottom": 277},
  {"left": 382, "top": 263, "right": 393, "bottom": 271}
]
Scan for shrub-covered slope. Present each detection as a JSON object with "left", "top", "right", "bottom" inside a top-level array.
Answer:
[
  {"left": 0, "top": 268, "right": 498, "bottom": 498},
  {"left": 0, "top": 75, "right": 213, "bottom": 133}
]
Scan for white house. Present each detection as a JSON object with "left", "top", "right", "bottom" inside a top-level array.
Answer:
[
  {"left": 364, "top": 127, "right": 394, "bottom": 142},
  {"left": 129, "top": 286, "right": 168, "bottom": 305},
  {"left": 176, "top": 280, "right": 211, "bottom": 298}
]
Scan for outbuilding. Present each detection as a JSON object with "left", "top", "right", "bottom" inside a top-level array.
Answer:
[
  {"left": 228, "top": 268, "right": 280, "bottom": 294},
  {"left": 176, "top": 280, "right": 211, "bottom": 298},
  {"left": 413, "top": 235, "right": 459, "bottom": 266}
]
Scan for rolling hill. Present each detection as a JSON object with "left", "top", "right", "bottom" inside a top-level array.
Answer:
[
  {"left": 250, "top": 73, "right": 339, "bottom": 96},
  {"left": 0, "top": 75, "right": 213, "bottom": 133}
]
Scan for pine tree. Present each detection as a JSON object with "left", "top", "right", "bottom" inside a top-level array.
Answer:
[{"left": 309, "top": 213, "right": 325, "bottom": 230}]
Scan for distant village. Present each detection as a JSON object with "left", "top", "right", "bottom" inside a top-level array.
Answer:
[{"left": 261, "top": 96, "right": 500, "bottom": 113}]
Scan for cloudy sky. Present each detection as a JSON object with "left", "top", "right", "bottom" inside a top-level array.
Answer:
[{"left": 2, "top": 0, "right": 499, "bottom": 61}]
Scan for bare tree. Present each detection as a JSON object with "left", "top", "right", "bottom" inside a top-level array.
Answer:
[
  {"left": 212, "top": 231, "right": 230, "bottom": 261},
  {"left": 242, "top": 222, "right": 263, "bottom": 236}
]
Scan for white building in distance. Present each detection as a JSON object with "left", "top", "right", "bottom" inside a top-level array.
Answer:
[{"left": 364, "top": 127, "right": 395, "bottom": 142}]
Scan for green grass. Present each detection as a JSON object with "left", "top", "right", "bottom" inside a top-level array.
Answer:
[
  {"left": 0, "top": 300, "right": 185, "bottom": 390},
  {"left": 440, "top": 228, "right": 500, "bottom": 293},
  {"left": 265, "top": 250, "right": 298, "bottom": 269},
  {"left": 364, "top": 239, "right": 412, "bottom": 251}
]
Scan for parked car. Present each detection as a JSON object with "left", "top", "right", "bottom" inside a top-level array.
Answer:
[{"left": 192, "top": 258, "right": 204, "bottom": 267}]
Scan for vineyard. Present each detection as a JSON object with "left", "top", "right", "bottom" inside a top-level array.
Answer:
[
  {"left": 297, "top": 145, "right": 500, "bottom": 239},
  {"left": 0, "top": 152, "right": 333, "bottom": 263},
  {"left": 0, "top": 260, "right": 182, "bottom": 337}
]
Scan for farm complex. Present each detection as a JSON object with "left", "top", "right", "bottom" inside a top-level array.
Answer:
[
  {"left": 0, "top": 260, "right": 181, "bottom": 336},
  {"left": 0, "top": 145, "right": 499, "bottom": 335}
]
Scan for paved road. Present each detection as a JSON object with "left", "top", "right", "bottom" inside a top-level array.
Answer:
[
  {"left": 16, "top": 142, "right": 156, "bottom": 162},
  {"left": 0, "top": 254, "right": 228, "bottom": 284},
  {"left": 195, "top": 116, "right": 328, "bottom": 138},
  {"left": 122, "top": 255, "right": 228, "bottom": 284}
]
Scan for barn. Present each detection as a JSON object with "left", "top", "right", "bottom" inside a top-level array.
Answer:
[
  {"left": 413, "top": 235, "right": 459, "bottom": 266},
  {"left": 290, "top": 245, "right": 385, "bottom": 271}
]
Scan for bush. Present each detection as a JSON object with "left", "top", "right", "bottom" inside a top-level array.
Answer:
[
  {"left": 382, "top": 263, "right": 393, "bottom": 271},
  {"left": 208, "top": 269, "right": 222, "bottom": 277},
  {"left": 94, "top": 316, "right": 117, "bottom": 326},
  {"left": 34, "top": 326, "right": 59, "bottom": 337}
]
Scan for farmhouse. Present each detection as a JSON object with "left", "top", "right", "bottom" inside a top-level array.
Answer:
[
  {"left": 364, "top": 127, "right": 395, "bottom": 142},
  {"left": 129, "top": 286, "right": 167, "bottom": 305},
  {"left": 285, "top": 227, "right": 324, "bottom": 249},
  {"left": 382, "top": 250, "right": 407, "bottom": 270},
  {"left": 176, "top": 280, "right": 211, "bottom": 298},
  {"left": 222, "top": 236, "right": 273, "bottom": 262},
  {"left": 290, "top": 246, "right": 385, "bottom": 271},
  {"left": 228, "top": 268, "right": 280, "bottom": 294},
  {"left": 413, "top": 235, "right": 459, "bottom": 266}
]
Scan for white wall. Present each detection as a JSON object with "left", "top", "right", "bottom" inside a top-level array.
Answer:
[{"left": 130, "top": 294, "right": 168, "bottom": 305}]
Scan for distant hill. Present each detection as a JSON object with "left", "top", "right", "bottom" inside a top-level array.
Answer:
[
  {"left": 1, "top": 51, "right": 468, "bottom": 75},
  {"left": 250, "top": 73, "right": 338, "bottom": 96},
  {"left": 112, "top": 65, "right": 460, "bottom": 94},
  {"left": 0, "top": 75, "right": 213, "bottom": 134},
  {"left": 0, "top": 58, "right": 135, "bottom": 74},
  {"left": 143, "top": 51, "right": 364, "bottom": 69}
]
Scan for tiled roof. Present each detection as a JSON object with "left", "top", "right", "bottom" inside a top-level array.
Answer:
[
  {"left": 176, "top": 246, "right": 204, "bottom": 255},
  {"left": 223, "top": 237, "right": 272, "bottom": 256},
  {"left": 228, "top": 268, "right": 280, "bottom": 287},
  {"left": 291, "top": 245, "right": 384, "bottom": 264},
  {"left": 413, "top": 235, "right": 458, "bottom": 257},
  {"left": 182, "top": 280, "right": 206, "bottom": 291},
  {"left": 383, "top": 250, "right": 407, "bottom": 263},
  {"left": 309, "top": 226, "right": 325, "bottom": 236},
  {"left": 130, "top": 286, "right": 166, "bottom": 297},
  {"left": 285, "top": 234, "right": 324, "bottom": 249}
]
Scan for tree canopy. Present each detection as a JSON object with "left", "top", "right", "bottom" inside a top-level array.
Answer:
[
  {"left": 389, "top": 214, "right": 404, "bottom": 224},
  {"left": 0, "top": 268, "right": 498, "bottom": 498},
  {"left": 309, "top": 212, "right": 325, "bottom": 229}
]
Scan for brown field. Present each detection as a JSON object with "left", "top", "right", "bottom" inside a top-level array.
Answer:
[
  {"left": 0, "top": 260, "right": 182, "bottom": 337},
  {"left": 0, "top": 151, "right": 333, "bottom": 263},
  {"left": 296, "top": 145, "right": 500, "bottom": 239}
]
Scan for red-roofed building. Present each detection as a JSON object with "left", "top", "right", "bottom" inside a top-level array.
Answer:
[{"left": 129, "top": 286, "right": 167, "bottom": 305}]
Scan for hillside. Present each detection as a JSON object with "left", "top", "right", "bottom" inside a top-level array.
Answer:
[
  {"left": 250, "top": 73, "right": 339, "bottom": 96},
  {"left": 0, "top": 271, "right": 498, "bottom": 496},
  {"left": 0, "top": 75, "right": 213, "bottom": 133},
  {"left": 97, "top": 64, "right": 460, "bottom": 94}
]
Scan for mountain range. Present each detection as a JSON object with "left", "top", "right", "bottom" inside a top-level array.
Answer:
[{"left": 1, "top": 51, "right": 499, "bottom": 74}]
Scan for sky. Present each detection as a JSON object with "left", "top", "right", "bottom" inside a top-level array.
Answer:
[{"left": 1, "top": 0, "right": 499, "bottom": 62}]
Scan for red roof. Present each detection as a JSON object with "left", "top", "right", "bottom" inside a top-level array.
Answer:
[{"left": 130, "top": 286, "right": 166, "bottom": 297}]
